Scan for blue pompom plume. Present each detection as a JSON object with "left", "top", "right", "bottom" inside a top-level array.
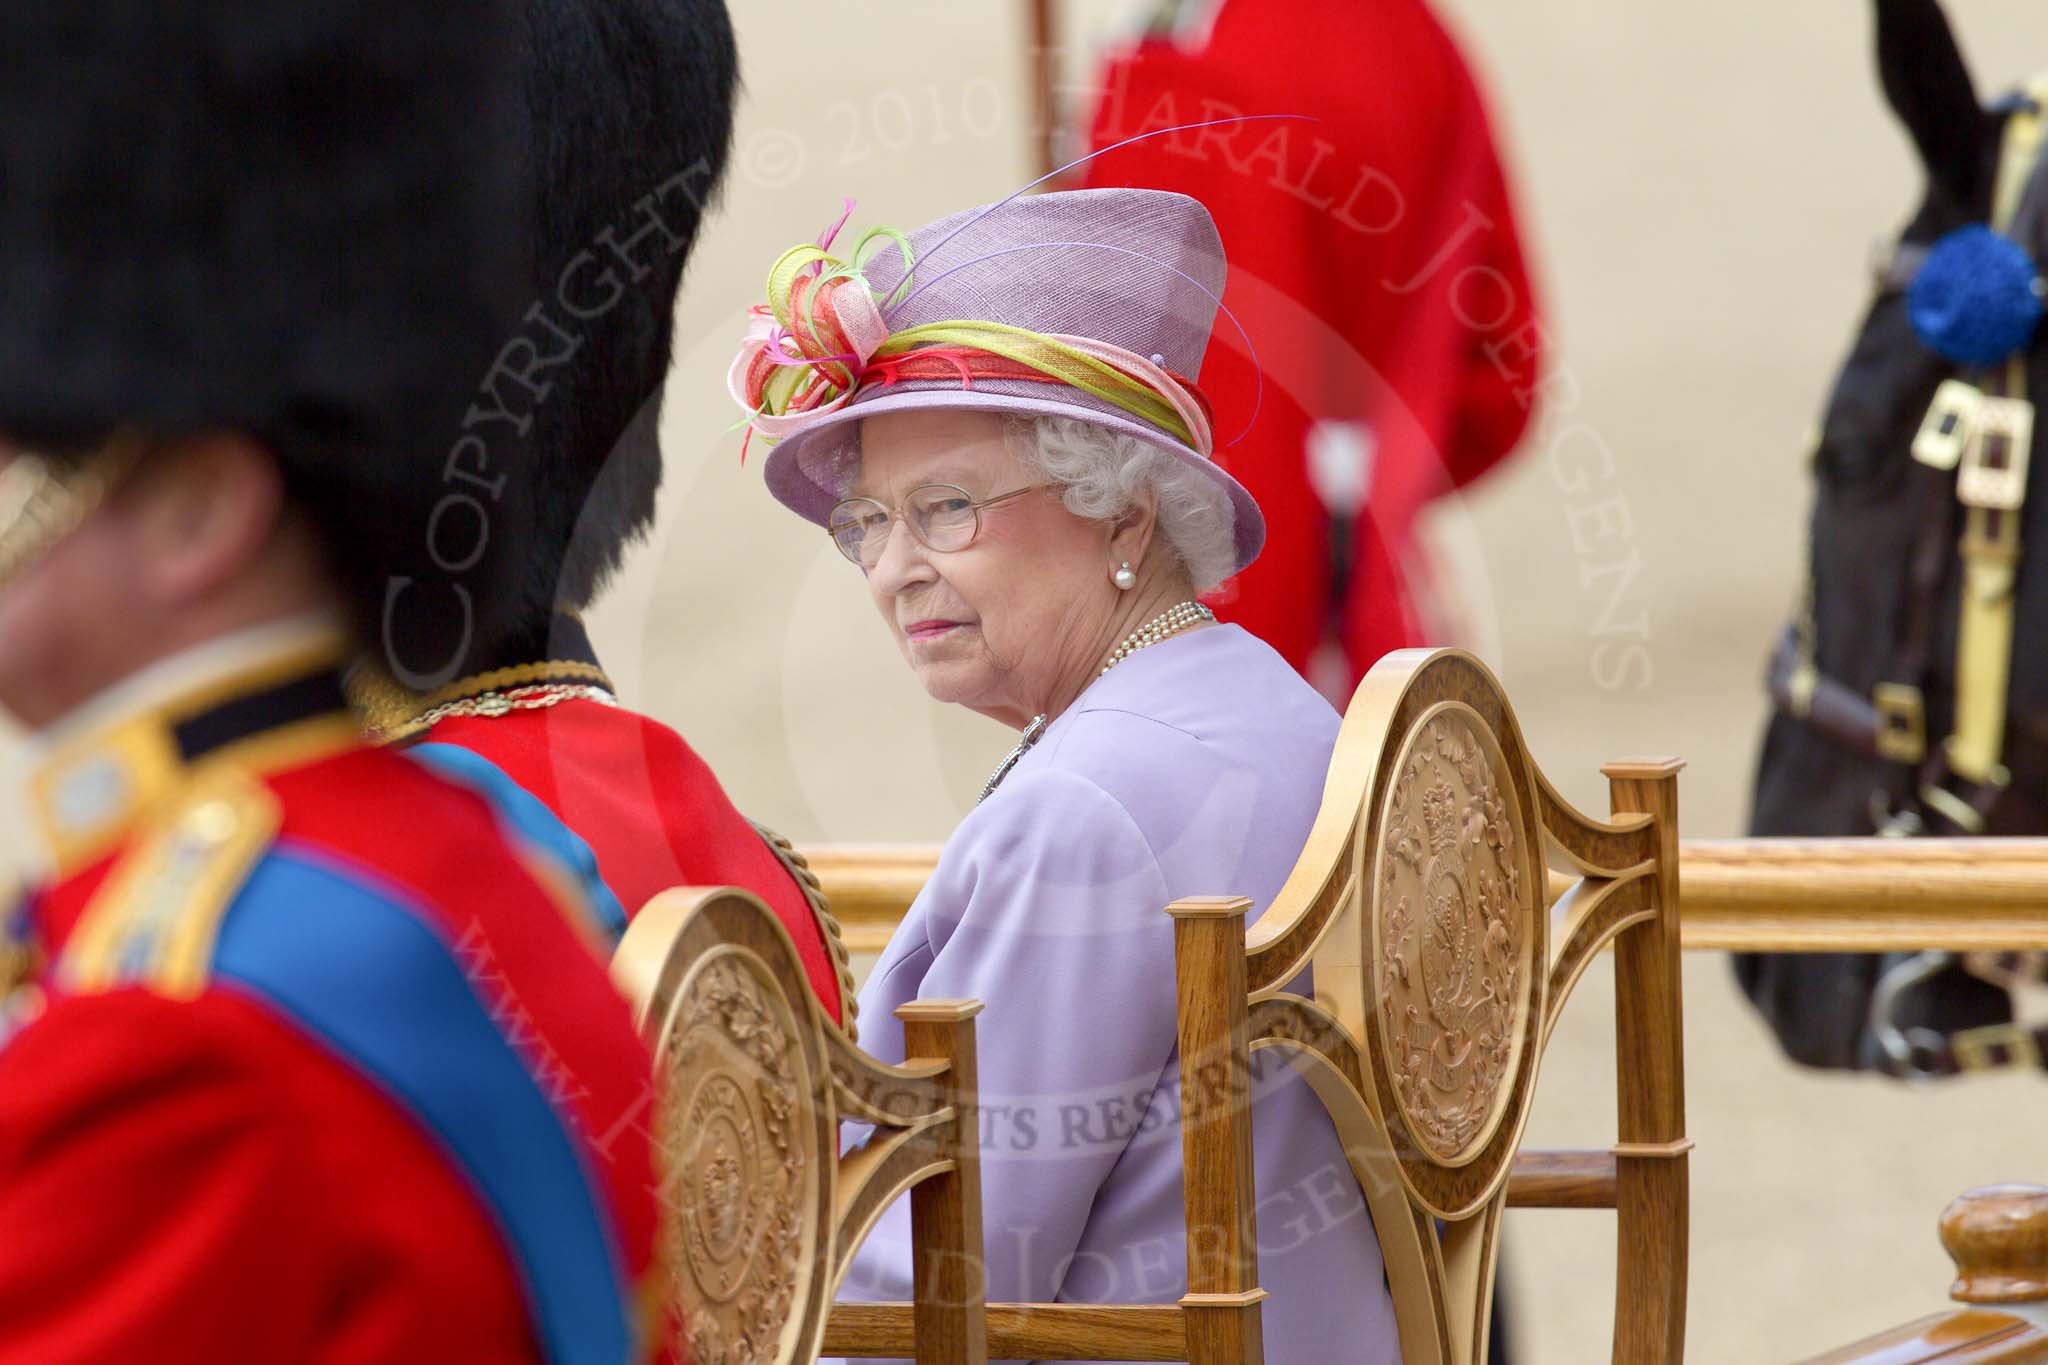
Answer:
[{"left": 1907, "top": 224, "right": 2046, "bottom": 368}]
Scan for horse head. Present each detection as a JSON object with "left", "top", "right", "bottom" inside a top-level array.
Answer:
[{"left": 1740, "top": 0, "right": 2046, "bottom": 1073}]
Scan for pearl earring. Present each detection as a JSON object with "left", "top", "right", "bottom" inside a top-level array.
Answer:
[{"left": 1112, "top": 561, "right": 1137, "bottom": 590}]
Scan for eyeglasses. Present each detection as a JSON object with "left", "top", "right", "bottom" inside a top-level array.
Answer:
[{"left": 826, "top": 482, "right": 1045, "bottom": 568}]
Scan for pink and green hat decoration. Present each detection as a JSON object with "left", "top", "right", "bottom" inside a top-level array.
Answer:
[{"left": 729, "top": 184, "right": 1269, "bottom": 575}]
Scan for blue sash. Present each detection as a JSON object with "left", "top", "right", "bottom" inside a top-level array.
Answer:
[{"left": 212, "top": 847, "right": 638, "bottom": 1365}]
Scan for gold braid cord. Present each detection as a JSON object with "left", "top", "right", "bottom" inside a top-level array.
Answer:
[
  {"left": 349, "top": 659, "right": 615, "bottom": 743},
  {"left": 348, "top": 659, "right": 863, "bottom": 1039},
  {"left": 751, "top": 820, "right": 860, "bottom": 1044}
]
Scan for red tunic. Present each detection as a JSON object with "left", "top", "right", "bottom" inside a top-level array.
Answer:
[
  {"left": 1082, "top": 0, "right": 1545, "bottom": 688},
  {"left": 0, "top": 677, "right": 664, "bottom": 1363},
  {"left": 424, "top": 699, "right": 846, "bottom": 1024}
]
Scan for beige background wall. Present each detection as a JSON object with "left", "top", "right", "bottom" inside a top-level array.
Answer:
[{"left": 7, "top": 2, "right": 2047, "bottom": 1359}]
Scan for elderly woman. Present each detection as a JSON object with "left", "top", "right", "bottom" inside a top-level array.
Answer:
[{"left": 734, "top": 188, "right": 1399, "bottom": 1363}]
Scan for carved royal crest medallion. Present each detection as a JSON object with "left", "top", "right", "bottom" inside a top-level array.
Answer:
[
  {"left": 663, "top": 950, "right": 817, "bottom": 1365},
  {"left": 1373, "top": 703, "right": 1533, "bottom": 1164}
]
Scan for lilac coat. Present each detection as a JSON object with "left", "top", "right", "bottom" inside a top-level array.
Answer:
[{"left": 834, "top": 624, "right": 1400, "bottom": 1365}]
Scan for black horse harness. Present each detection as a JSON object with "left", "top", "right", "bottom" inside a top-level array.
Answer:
[{"left": 1768, "top": 79, "right": 2048, "bottom": 1076}]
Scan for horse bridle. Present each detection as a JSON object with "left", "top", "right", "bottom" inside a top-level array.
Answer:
[{"left": 1860, "top": 81, "right": 2048, "bottom": 1075}]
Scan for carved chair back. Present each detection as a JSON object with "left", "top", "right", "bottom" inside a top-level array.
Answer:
[
  {"left": 1181, "top": 647, "right": 1690, "bottom": 1364},
  {"left": 611, "top": 886, "right": 987, "bottom": 1365}
]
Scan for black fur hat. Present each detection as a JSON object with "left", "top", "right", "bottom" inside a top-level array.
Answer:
[
  {"left": 0, "top": 0, "right": 528, "bottom": 686},
  {"left": 492, "top": 0, "right": 738, "bottom": 633}
]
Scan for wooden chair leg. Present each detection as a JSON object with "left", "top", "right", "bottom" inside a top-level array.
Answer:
[
  {"left": 1168, "top": 897, "right": 1267, "bottom": 1365},
  {"left": 897, "top": 1000, "right": 990, "bottom": 1365},
  {"left": 1604, "top": 761, "right": 1690, "bottom": 1365}
]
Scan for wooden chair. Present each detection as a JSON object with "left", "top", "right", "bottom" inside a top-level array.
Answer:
[
  {"left": 611, "top": 885, "right": 987, "bottom": 1364},
  {"left": 1171, "top": 646, "right": 1691, "bottom": 1364},
  {"left": 615, "top": 881, "right": 1275, "bottom": 1364},
  {"left": 1804, "top": 1185, "right": 2048, "bottom": 1363}
]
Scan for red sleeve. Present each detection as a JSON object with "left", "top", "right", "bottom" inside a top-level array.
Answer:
[{"left": 0, "top": 990, "right": 323, "bottom": 1363}]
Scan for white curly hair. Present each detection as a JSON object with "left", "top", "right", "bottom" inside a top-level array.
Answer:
[{"left": 1004, "top": 415, "right": 1237, "bottom": 591}]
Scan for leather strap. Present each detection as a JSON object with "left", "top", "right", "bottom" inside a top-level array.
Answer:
[
  {"left": 1869, "top": 457, "right": 1961, "bottom": 770},
  {"left": 1946, "top": 489, "right": 2025, "bottom": 787},
  {"left": 1883, "top": 1017, "right": 2048, "bottom": 1077},
  {"left": 1933, "top": 83, "right": 2048, "bottom": 785},
  {"left": 1766, "top": 626, "right": 1888, "bottom": 760}
]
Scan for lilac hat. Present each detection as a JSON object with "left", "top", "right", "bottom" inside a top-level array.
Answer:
[{"left": 733, "top": 187, "right": 1265, "bottom": 574}]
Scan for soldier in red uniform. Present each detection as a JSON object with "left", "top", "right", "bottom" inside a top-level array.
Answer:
[
  {"left": 0, "top": 3, "right": 666, "bottom": 1360},
  {"left": 1081, "top": 0, "right": 1547, "bottom": 694},
  {"left": 353, "top": 0, "right": 851, "bottom": 1027}
]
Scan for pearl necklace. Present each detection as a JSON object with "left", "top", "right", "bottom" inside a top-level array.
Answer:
[
  {"left": 1099, "top": 600, "right": 1215, "bottom": 675},
  {"left": 977, "top": 601, "right": 1214, "bottom": 803}
]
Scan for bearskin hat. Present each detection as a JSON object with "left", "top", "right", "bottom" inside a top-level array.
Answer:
[
  {"left": 501, "top": 0, "right": 738, "bottom": 630},
  {"left": 0, "top": 0, "right": 529, "bottom": 687}
]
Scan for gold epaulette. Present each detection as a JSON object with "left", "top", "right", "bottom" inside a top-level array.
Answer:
[{"left": 58, "top": 770, "right": 281, "bottom": 1001}]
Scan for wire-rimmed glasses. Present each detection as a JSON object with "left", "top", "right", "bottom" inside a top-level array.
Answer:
[{"left": 826, "top": 482, "right": 1045, "bottom": 568}]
